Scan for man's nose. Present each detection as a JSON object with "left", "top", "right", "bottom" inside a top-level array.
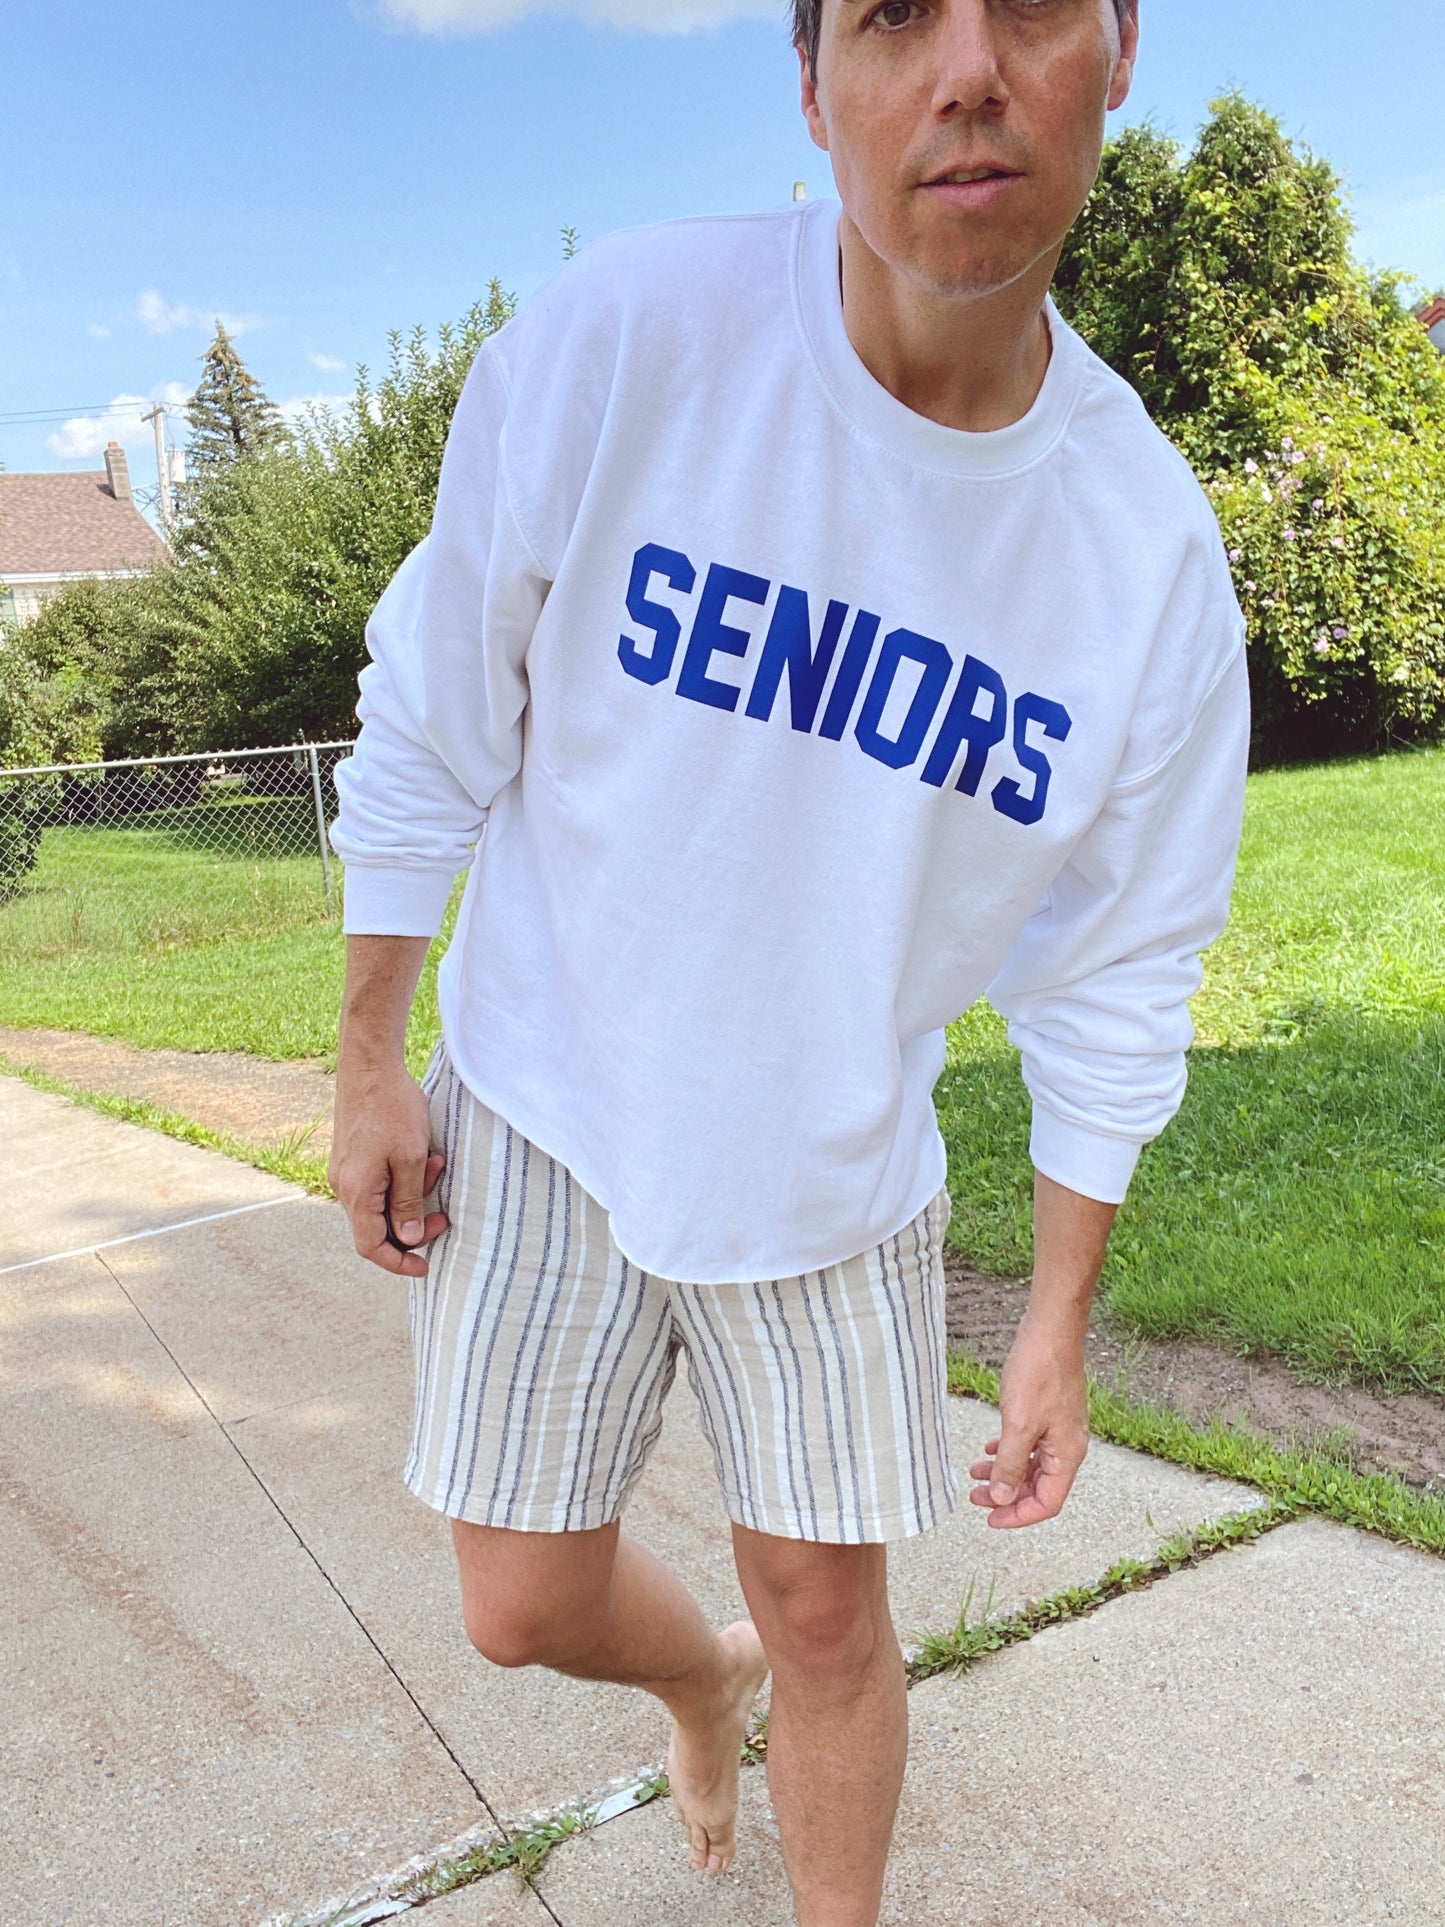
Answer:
[{"left": 929, "top": 0, "right": 1010, "bottom": 118}]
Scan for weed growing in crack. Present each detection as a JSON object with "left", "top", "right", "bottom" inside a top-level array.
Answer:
[{"left": 905, "top": 1502, "right": 1294, "bottom": 1686}]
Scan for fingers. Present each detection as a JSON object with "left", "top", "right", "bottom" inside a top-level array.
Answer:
[
  {"left": 388, "top": 1145, "right": 431, "bottom": 1247},
  {"left": 342, "top": 1155, "right": 449, "bottom": 1278},
  {"left": 352, "top": 1184, "right": 433, "bottom": 1277},
  {"left": 984, "top": 1418, "right": 1035, "bottom": 1510},
  {"left": 967, "top": 1434, "right": 1084, "bottom": 1530}
]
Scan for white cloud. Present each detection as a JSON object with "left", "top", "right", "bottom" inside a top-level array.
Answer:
[
  {"left": 46, "top": 382, "right": 191, "bottom": 462},
  {"left": 87, "top": 322, "right": 110, "bottom": 339},
  {"left": 135, "top": 288, "right": 263, "bottom": 337},
  {"left": 379, "top": 0, "right": 776, "bottom": 33},
  {"left": 310, "top": 351, "right": 347, "bottom": 371}
]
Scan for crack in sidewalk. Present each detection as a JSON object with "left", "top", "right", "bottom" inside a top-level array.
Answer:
[
  {"left": 265, "top": 1495, "right": 1295, "bottom": 1924},
  {"left": 91, "top": 1250, "right": 564, "bottom": 1927}
]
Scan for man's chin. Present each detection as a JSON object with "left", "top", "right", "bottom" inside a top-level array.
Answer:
[{"left": 905, "top": 248, "right": 1035, "bottom": 304}]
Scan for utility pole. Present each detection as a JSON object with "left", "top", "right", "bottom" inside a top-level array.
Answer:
[{"left": 141, "top": 404, "right": 174, "bottom": 534}]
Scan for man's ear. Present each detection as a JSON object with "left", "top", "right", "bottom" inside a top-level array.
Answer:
[
  {"left": 1108, "top": 2, "right": 1139, "bottom": 112},
  {"left": 798, "top": 39, "right": 830, "bottom": 152}
]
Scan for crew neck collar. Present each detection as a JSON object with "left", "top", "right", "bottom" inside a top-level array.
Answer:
[{"left": 791, "top": 196, "right": 1085, "bottom": 480}]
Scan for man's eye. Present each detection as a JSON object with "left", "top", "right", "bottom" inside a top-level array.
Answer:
[{"left": 872, "top": 0, "right": 916, "bottom": 27}]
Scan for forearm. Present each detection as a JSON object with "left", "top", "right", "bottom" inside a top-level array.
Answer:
[
  {"left": 338, "top": 934, "right": 431, "bottom": 1071},
  {"left": 1025, "top": 1169, "right": 1118, "bottom": 1342}
]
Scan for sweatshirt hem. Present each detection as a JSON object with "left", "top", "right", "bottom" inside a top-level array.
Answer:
[{"left": 438, "top": 1014, "right": 950, "bottom": 1287}]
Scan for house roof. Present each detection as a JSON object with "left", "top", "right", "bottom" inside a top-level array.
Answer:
[
  {"left": 0, "top": 470, "right": 170, "bottom": 578},
  {"left": 1417, "top": 295, "right": 1445, "bottom": 333}
]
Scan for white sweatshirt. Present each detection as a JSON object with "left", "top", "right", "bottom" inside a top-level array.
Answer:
[{"left": 332, "top": 198, "right": 1250, "bottom": 1286}]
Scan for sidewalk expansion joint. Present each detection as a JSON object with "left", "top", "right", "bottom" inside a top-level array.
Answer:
[
  {"left": 0, "top": 1195, "right": 302, "bottom": 1276},
  {"left": 86, "top": 1251, "right": 556, "bottom": 1922},
  {"left": 262, "top": 1499, "right": 1294, "bottom": 1924},
  {"left": 903, "top": 1497, "right": 1298, "bottom": 1685},
  {"left": 260, "top": 1761, "right": 684, "bottom": 1926}
]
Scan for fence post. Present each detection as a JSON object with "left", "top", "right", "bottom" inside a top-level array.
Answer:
[{"left": 307, "top": 744, "right": 336, "bottom": 917}]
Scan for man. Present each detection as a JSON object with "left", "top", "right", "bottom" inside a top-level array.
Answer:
[{"left": 328, "top": 1, "right": 1249, "bottom": 1919}]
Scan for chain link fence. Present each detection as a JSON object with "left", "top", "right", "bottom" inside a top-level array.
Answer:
[{"left": 0, "top": 743, "right": 353, "bottom": 968}]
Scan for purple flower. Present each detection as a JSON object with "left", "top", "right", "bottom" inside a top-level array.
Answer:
[
  {"left": 1244, "top": 580, "right": 1257, "bottom": 594},
  {"left": 1283, "top": 528, "right": 1298, "bottom": 541},
  {"left": 1331, "top": 535, "right": 1346, "bottom": 550},
  {"left": 1228, "top": 548, "right": 1244, "bottom": 563},
  {"left": 1314, "top": 640, "right": 1331, "bottom": 657},
  {"left": 1333, "top": 626, "right": 1348, "bottom": 640},
  {"left": 1244, "top": 458, "right": 1260, "bottom": 475},
  {"left": 1312, "top": 498, "right": 1325, "bottom": 512}
]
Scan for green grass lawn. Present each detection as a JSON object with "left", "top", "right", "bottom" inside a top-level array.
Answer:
[
  {"left": 935, "top": 745, "right": 1445, "bottom": 1395},
  {"left": 0, "top": 802, "right": 445, "bottom": 1067},
  {"left": 2, "top": 748, "right": 1441, "bottom": 1394}
]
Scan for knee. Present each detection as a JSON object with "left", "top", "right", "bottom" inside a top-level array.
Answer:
[
  {"left": 758, "top": 1582, "right": 892, "bottom": 1688},
  {"left": 451, "top": 1518, "right": 616, "bottom": 1670},
  {"left": 462, "top": 1593, "right": 581, "bottom": 1670}
]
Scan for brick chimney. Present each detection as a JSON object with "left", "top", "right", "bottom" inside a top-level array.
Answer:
[{"left": 103, "top": 441, "right": 133, "bottom": 502}]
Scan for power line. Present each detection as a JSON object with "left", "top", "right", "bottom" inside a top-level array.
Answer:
[{"left": 0, "top": 400, "right": 190, "bottom": 426}]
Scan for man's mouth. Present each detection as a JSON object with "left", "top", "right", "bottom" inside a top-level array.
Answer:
[
  {"left": 918, "top": 164, "right": 1024, "bottom": 207},
  {"left": 928, "top": 167, "right": 1018, "bottom": 184}
]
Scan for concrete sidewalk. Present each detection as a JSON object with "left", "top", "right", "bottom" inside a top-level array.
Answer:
[{"left": 3, "top": 1071, "right": 1441, "bottom": 1926}]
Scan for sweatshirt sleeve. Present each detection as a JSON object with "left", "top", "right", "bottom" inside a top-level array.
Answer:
[
  {"left": 985, "top": 631, "right": 1250, "bottom": 1205},
  {"left": 330, "top": 343, "right": 548, "bottom": 936}
]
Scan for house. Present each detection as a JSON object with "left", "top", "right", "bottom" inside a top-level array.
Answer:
[
  {"left": 1417, "top": 294, "right": 1445, "bottom": 353},
  {"left": 0, "top": 442, "right": 169, "bottom": 627}
]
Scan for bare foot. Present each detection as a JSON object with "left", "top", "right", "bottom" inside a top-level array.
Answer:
[{"left": 666, "top": 1618, "right": 769, "bottom": 1875}]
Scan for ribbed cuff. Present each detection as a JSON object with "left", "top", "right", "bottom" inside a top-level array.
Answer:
[
  {"left": 1029, "top": 1103, "right": 1144, "bottom": 1207},
  {"left": 340, "top": 863, "right": 455, "bottom": 937}
]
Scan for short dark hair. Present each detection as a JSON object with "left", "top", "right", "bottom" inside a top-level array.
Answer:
[{"left": 791, "top": 0, "right": 1133, "bottom": 80}]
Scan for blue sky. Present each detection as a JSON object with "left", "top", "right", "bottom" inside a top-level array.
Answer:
[{"left": 3, "top": 0, "right": 1442, "bottom": 495}]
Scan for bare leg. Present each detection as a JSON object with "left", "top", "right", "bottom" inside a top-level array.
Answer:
[
  {"left": 452, "top": 1519, "right": 767, "bottom": 1872},
  {"left": 732, "top": 1527, "right": 906, "bottom": 1927}
]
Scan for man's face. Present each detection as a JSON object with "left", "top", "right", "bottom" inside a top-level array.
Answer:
[{"left": 800, "top": 0, "right": 1137, "bottom": 302}]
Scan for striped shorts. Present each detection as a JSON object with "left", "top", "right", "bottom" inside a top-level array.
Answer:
[{"left": 404, "top": 1045, "right": 958, "bottom": 1545}]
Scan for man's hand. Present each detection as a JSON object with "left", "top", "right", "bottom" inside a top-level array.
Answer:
[
  {"left": 967, "top": 1308, "right": 1090, "bottom": 1529},
  {"left": 330, "top": 933, "right": 447, "bottom": 1278},
  {"left": 330, "top": 1058, "right": 449, "bottom": 1277},
  {"left": 967, "top": 1169, "right": 1115, "bottom": 1529}
]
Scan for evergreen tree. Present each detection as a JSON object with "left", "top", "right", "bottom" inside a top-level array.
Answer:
[{"left": 184, "top": 322, "right": 287, "bottom": 476}]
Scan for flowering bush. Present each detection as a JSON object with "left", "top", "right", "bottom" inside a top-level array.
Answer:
[
  {"left": 1209, "top": 404, "right": 1445, "bottom": 758},
  {"left": 1058, "top": 94, "right": 1445, "bottom": 760}
]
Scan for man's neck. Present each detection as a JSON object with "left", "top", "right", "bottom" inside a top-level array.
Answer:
[{"left": 837, "top": 213, "right": 1057, "bottom": 434}]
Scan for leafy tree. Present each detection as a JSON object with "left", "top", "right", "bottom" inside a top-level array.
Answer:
[
  {"left": 1056, "top": 93, "right": 1445, "bottom": 759},
  {"left": 14, "top": 574, "right": 171, "bottom": 759},
  {"left": 154, "top": 281, "right": 516, "bottom": 749},
  {"left": 0, "top": 621, "right": 113, "bottom": 897},
  {"left": 14, "top": 283, "right": 516, "bottom": 758},
  {"left": 184, "top": 321, "right": 288, "bottom": 477}
]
